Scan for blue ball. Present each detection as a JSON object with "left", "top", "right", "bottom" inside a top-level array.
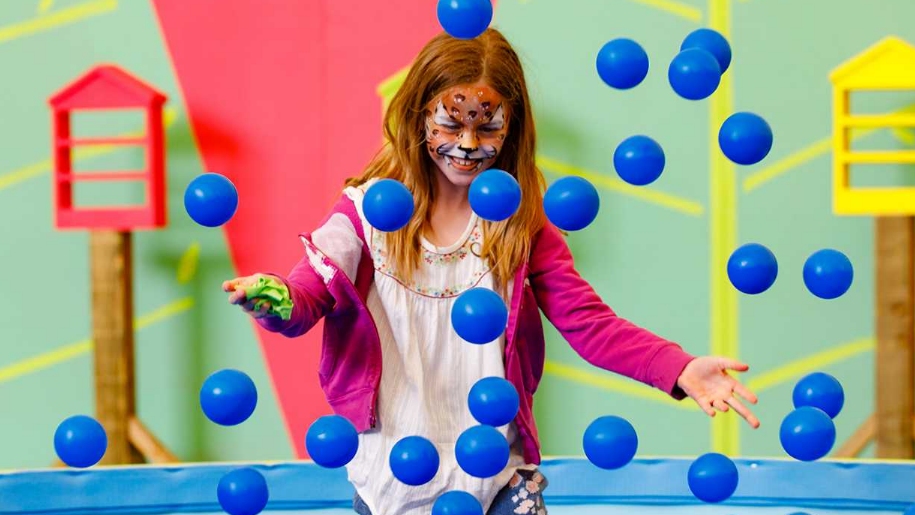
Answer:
[
  {"left": 468, "top": 377, "right": 519, "bottom": 427},
  {"left": 305, "top": 415, "right": 359, "bottom": 468},
  {"left": 793, "top": 372, "right": 845, "bottom": 419},
  {"left": 596, "top": 38, "right": 649, "bottom": 90},
  {"left": 543, "top": 176, "right": 600, "bottom": 231},
  {"left": 803, "top": 249, "right": 853, "bottom": 300},
  {"left": 437, "top": 0, "right": 492, "bottom": 39},
  {"left": 688, "top": 453, "right": 739, "bottom": 503},
  {"left": 582, "top": 415, "right": 638, "bottom": 470},
  {"left": 719, "top": 112, "right": 773, "bottom": 165},
  {"left": 54, "top": 415, "right": 107, "bottom": 468},
  {"left": 217, "top": 467, "right": 269, "bottom": 515},
  {"left": 184, "top": 173, "right": 239, "bottom": 227},
  {"left": 455, "top": 425, "right": 510, "bottom": 478},
  {"left": 681, "top": 28, "right": 732, "bottom": 73},
  {"left": 363, "top": 179, "right": 414, "bottom": 232},
  {"left": 390, "top": 436, "right": 440, "bottom": 486},
  {"left": 668, "top": 48, "right": 721, "bottom": 100},
  {"left": 433, "top": 491, "right": 483, "bottom": 515},
  {"left": 468, "top": 169, "right": 521, "bottom": 222},
  {"left": 614, "top": 135, "right": 666, "bottom": 186},
  {"left": 780, "top": 406, "right": 836, "bottom": 461},
  {"left": 451, "top": 287, "right": 508, "bottom": 344},
  {"left": 904, "top": 503, "right": 915, "bottom": 515},
  {"left": 727, "top": 243, "right": 778, "bottom": 295},
  {"left": 199, "top": 369, "right": 258, "bottom": 426}
]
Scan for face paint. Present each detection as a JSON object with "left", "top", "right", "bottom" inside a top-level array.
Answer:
[{"left": 425, "top": 83, "right": 509, "bottom": 185}]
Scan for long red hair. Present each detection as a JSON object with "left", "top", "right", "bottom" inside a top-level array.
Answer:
[{"left": 346, "top": 28, "right": 545, "bottom": 291}]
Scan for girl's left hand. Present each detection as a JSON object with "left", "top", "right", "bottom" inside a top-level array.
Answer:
[{"left": 676, "top": 356, "right": 760, "bottom": 428}]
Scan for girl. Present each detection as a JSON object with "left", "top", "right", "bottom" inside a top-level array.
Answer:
[{"left": 223, "top": 28, "right": 759, "bottom": 515}]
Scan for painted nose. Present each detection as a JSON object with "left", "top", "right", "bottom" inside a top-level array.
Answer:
[{"left": 458, "top": 131, "right": 479, "bottom": 155}]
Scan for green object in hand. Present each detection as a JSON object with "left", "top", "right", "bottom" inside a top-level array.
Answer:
[{"left": 244, "top": 276, "right": 293, "bottom": 320}]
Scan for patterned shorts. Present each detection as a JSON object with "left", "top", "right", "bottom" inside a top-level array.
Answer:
[{"left": 352, "top": 468, "right": 549, "bottom": 515}]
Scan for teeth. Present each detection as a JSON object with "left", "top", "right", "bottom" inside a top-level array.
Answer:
[
  {"left": 444, "top": 156, "right": 481, "bottom": 171},
  {"left": 450, "top": 157, "right": 476, "bottom": 166}
]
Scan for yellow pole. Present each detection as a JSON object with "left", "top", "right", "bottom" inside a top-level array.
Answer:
[{"left": 708, "top": 0, "right": 740, "bottom": 456}]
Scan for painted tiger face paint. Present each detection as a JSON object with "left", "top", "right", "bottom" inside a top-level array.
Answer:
[{"left": 425, "top": 83, "right": 509, "bottom": 186}]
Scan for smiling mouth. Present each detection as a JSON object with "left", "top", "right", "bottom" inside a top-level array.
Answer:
[{"left": 445, "top": 156, "right": 483, "bottom": 172}]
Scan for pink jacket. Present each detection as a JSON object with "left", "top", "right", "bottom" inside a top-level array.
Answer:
[{"left": 258, "top": 194, "right": 695, "bottom": 464}]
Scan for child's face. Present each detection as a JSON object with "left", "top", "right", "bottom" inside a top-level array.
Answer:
[{"left": 424, "top": 82, "right": 509, "bottom": 188}]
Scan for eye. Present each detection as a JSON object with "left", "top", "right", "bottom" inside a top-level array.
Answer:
[{"left": 479, "top": 126, "right": 497, "bottom": 133}]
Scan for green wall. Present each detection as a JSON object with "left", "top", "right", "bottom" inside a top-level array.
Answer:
[{"left": 1, "top": 0, "right": 914, "bottom": 470}]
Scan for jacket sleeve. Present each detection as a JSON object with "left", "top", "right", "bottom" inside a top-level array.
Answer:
[
  {"left": 528, "top": 222, "right": 695, "bottom": 398},
  {"left": 256, "top": 195, "right": 366, "bottom": 338},
  {"left": 256, "top": 256, "right": 335, "bottom": 338}
]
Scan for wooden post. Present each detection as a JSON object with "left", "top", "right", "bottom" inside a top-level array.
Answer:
[
  {"left": 90, "top": 230, "right": 143, "bottom": 465},
  {"left": 87, "top": 230, "right": 179, "bottom": 466},
  {"left": 875, "top": 216, "right": 915, "bottom": 459}
]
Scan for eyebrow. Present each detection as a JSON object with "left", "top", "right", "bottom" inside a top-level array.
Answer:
[
  {"left": 432, "top": 102, "right": 457, "bottom": 125},
  {"left": 481, "top": 105, "right": 505, "bottom": 128}
]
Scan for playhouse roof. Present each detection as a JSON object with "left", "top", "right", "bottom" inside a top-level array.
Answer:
[
  {"left": 830, "top": 36, "right": 915, "bottom": 90},
  {"left": 49, "top": 64, "right": 167, "bottom": 110}
]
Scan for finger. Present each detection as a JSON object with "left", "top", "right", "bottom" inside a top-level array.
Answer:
[
  {"left": 733, "top": 382, "right": 759, "bottom": 405},
  {"left": 223, "top": 277, "right": 247, "bottom": 292},
  {"left": 719, "top": 358, "right": 749, "bottom": 372},
  {"left": 726, "top": 396, "right": 761, "bottom": 429},
  {"left": 712, "top": 399, "right": 730, "bottom": 413},
  {"left": 242, "top": 299, "right": 259, "bottom": 313},
  {"left": 229, "top": 289, "right": 249, "bottom": 305},
  {"left": 694, "top": 397, "right": 716, "bottom": 418}
]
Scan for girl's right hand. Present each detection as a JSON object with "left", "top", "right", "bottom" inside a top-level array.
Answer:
[{"left": 222, "top": 274, "right": 273, "bottom": 319}]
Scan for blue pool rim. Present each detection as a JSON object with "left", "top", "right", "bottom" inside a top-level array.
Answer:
[{"left": 1, "top": 457, "right": 914, "bottom": 514}]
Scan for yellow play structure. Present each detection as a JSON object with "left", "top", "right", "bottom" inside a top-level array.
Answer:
[{"left": 831, "top": 36, "right": 915, "bottom": 216}]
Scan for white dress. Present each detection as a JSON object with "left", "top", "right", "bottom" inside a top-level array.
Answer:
[{"left": 310, "top": 179, "right": 527, "bottom": 515}]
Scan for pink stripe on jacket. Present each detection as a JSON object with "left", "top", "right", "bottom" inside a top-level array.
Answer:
[{"left": 257, "top": 194, "right": 696, "bottom": 464}]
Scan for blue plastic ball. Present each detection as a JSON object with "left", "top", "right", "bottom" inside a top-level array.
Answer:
[
  {"left": 436, "top": 0, "right": 492, "bottom": 39},
  {"left": 792, "top": 372, "right": 845, "bottom": 419},
  {"left": 596, "top": 38, "right": 649, "bottom": 90},
  {"left": 727, "top": 243, "right": 778, "bottom": 295},
  {"left": 363, "top": 179, "right": 414, "bottom": 232},
  {"left": 803, "top": 249, "right": 853, "bottom": 300},
  {"left": 582, "top": 415, "right": 638, "bottom": 470},
  {"left": 433, "top": 491, "right": 483, "bottom": 515},
  {"left": 54, "top": 415, "right": 107, "bottom": 468},
  {"left": 468, "top": 377, "right": 519, "bottom": 427},
  {"left": 305, "top": 415, "right": 359, "bottom": 468},
  {"left": 184, "top": 173, "right": 239, "bottom": 227},
  {"left": 199, "top": 369, "right": 258, "bottom": 426},
  {"left": 780, "top": 406, "right": 836, "bottom": 461},
  {"left": 455, "top": 425, "right": 509, "bottom": 478},
  {"left": 468, "top": 169, "right": 521, "bottom": 222},
  {"left": 904, "top": 503, "right": 915, "bottom": 515},
  {"left": 217, "top": 467, "right": 269, "bottom": 515},
  {"left": 614, "top": 135, "right": 666, "bottom": 186},
  {"left": 390, "top": 436, "right": 440, "bottom": 486},
  {"left": 668, "top": 48, "right": 721, "bottom": 100},
  {"left": 680, "top": 28, "right": 732, "bottom": 73},
  {"left": 451, "top": 287, "right": 508, "bottom": 344},
  {"left": 719, "top": 112, "right": 773, "bottom": 165},
  {"left": 543, "top": 176, "right": 600, "bottom": 231},
  {"left": 688, "top": 453, "right": 739, "bottom": 503}
]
